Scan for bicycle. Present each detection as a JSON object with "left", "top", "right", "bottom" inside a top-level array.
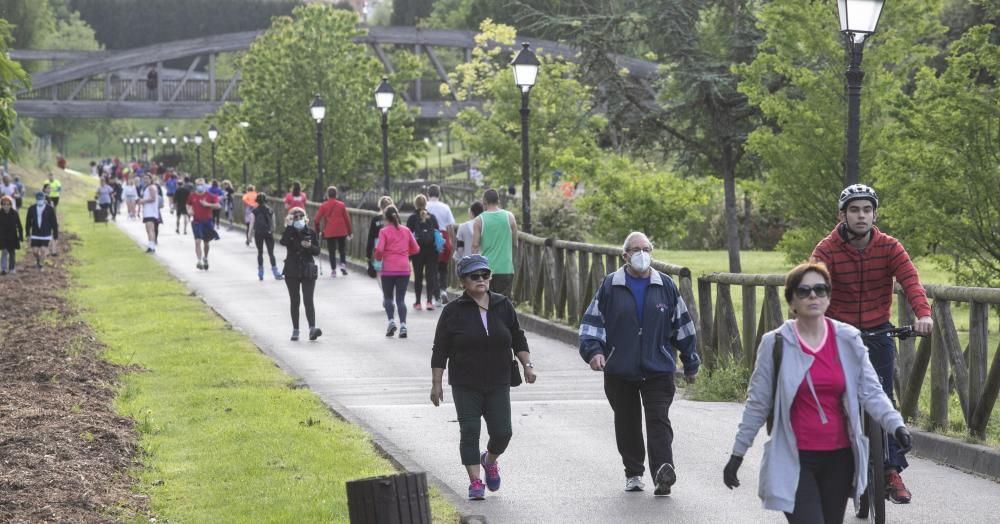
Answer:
[{"left": 855, "top": 325, "right": 925, "bottom": 523}]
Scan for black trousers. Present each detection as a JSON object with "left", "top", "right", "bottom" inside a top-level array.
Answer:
[
  {"left": 785, "top": 448, "right": 855, "bottom": 524},
  {"left": 325, "top": 236, "right": 347, "bottom": 268},
  {"left": 284, "top": 276, "right": 316, "bottom": 330},
  {"left": 436, "top": 261, "right": 449, "bottom": 297},
  {"left": 603, "top": 374, "right": 675, "bottom": 478},
  {"left": 489, "top": 274, "right": 514, "bottom": 298},
  {"left": 410, "top": 249, "right": 437, "bottom": 303},
  {"left": 254, "top": 232, "right": 276, "bottom": 267}
]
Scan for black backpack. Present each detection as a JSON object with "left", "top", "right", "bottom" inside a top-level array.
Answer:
[{"left": 412, "top": 215, "right": 437, "bottom": 249}]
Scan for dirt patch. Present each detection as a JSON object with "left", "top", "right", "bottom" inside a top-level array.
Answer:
[{"left": 0, "top": 234, "right": 149, "bottom": 523}]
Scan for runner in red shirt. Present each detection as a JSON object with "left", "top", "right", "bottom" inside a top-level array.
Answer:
[{"left": 187, "top": 178, "right": 221, "bottom": 271}]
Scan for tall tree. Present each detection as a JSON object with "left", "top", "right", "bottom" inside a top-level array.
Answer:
[
  {"left": 0, "top": 20, "right": 30, "bottom": 161},
  {"left": 231, "top": 4, "right": 423, "bottom": 194},
  {"left": 738, "top": 0, "right": 946, "bottom": 261}
]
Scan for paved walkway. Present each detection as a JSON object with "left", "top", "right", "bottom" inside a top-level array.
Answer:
[{"left": 114, "top": 216, "right": 998, "bottom": 524}]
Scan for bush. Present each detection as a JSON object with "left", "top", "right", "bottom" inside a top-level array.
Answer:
[
  {"left": 687, "top": 356, "right": 751, "bottom": 402},
  {"left": 531, "top": 187, "right": 591, "bottom": 242}
]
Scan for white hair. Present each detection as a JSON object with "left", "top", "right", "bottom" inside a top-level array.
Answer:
[{"left": 622, "top": 231, "right": 653, "bottom": 253}]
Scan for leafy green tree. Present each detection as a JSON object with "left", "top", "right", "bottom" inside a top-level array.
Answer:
[
  {"left": 0, "top": 0, "right": 54, "bottom": 49},
  {"left": 738, "top": 0, "right": 947, "bottom": 261},
  {"left": 448, "top": 20, "right": 605, "bottom": 190},
  {"left": 390, "top": 0, "right": 434, "bottom": 26},
  {"left": 0, "top": 20, "right": 31, "bottom": 161},
  {"left": 228, "top": 4, "right": 423, "bottom": 197},
  {"left": 874, "top": 25, "right": 1000, "bottom": 287}
]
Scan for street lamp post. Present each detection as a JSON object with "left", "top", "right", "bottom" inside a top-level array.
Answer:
[
  {"left": 194, "top": 131, "right": 203, "bottom": 178},
  {"left": 436, "top": 140, "right": 443, "bottom": 180},
  {"left": 423, "top": 137, "right": 430, "bottom": 177},
  {"left": 511, "top": 42, "right": 540, "bottom": 234},
  {"left": 374, "top": 78, "right": 395, "bottom": 195},
  {"left": 310, "top": 94, "right": 327, "bottom": 202},
  {"left": 837, "top": 0, "right": 884, "bottom": 187},
  {"left": 170, "top": 135, "right": 177, "bottom": 153},
  {"left": 208, "top": 125, "right": 219, "bottom": 180},
  {"left": 129, "top": 138, "right": 136, "bottom": 160},
  {"left": 122, "top": 138, "right": 127, "bottom": 159},
  {"left": 239, "top": 121, "right": 250, "bottom": 188},
  {"left": 142, "top": 137, "right": 149, "bottom": 162}
]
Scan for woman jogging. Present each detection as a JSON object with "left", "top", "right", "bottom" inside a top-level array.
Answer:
[
  {"left": 406, "top": 194, "right": 440, "bottom": 310},
  {"left": 248, "top": 193, "right": 283, "bottom": 281},
  {"left": 221, "top": 180, "right": 235, "bottom": 227},
  {"left": 430, "top": 254, "right": 536, "bottom": 500},
  {"left": 122, "top": 178, "right": 139, "bottom": 219},
  {"left": 279, "top": 207, "right": 322, "bottom": 341},
  {"left": 140, "top": 174, "right": 160, "bottom": 252},
  {"left": 373, "top": 205, "right": 419, "bottom": 338},
  {"left": 723, "top": 260, "right": 912, "bottom": 524},
  {"left": 0, "top": 195, "right": 23, "bottom": 274}
]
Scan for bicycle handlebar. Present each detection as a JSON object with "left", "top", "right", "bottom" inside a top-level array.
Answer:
[{"left": 861, "top": 325, "right": 928, "bottom": 340}]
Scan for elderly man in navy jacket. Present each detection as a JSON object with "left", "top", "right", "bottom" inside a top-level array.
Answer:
[
  {"left": 579, "top": 231, "right": 700, "bottom": 496},
  {"left": 24, "top": 191, "right": 59, "bottom": 270}
]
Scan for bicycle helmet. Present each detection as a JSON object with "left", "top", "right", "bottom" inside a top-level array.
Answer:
[{"left": 838, "top": 184, "right": 878, "bottom": 210}]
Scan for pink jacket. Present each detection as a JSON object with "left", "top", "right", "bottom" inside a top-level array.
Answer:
[{"left": 374, "top": 224, "right": 419, "bottom": 275}]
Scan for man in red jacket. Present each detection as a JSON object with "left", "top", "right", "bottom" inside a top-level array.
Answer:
[
  {"left": 313, "top": 186, "right": 352, "bottom": 277},
  {"left": 811, "top": 183, "right": 932, "bottom": 504}
]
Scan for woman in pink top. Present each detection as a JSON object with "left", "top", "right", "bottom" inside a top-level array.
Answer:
[
  {"left": 284, "top": 181, "right": 308, "bottom": 210},
  {"left": 724, "top": 261, "right": 910, "bottom": 523},
  {"left": 374, "top": 205, "right": 419, "bottom": 338}
]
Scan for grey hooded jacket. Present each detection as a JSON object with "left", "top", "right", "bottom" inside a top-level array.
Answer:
[{"left": 731, "top": 319, "right": 905, "bottom": 514}]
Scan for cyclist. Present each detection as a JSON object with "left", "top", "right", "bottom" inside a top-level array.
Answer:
[{"left": 811, "top": 184, "right": 932, "bottom": 504}]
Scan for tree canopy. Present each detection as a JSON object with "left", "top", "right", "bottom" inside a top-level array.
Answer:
[{"left": 0, "top": 20, "right": 31, "bottom": 161}]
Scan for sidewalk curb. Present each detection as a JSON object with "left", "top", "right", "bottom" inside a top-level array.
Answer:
[{"left": 910, "top": 429, "right": 1000, "bottom": 481}]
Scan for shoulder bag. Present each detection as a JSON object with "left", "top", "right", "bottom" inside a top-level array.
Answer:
[{"left": 765, "top": 333, "right": 783, "bottom": 435}]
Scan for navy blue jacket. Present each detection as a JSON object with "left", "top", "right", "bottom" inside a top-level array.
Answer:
[{"left": 579, "top": 267, "right": 699, "bottom": 380}]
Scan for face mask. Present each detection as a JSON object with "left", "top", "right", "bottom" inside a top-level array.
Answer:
[
  {"left": 36, "top": 200, "right": 45, "bottom": 207},
  {"left": 292, "top": 219, "right": 305, "bottom": 230},
  {"left": 629, "top": 251, "right": 652, "bottom": 273},
  {"left": 196, "top": 184, "right": 206, "bottom": 193}
]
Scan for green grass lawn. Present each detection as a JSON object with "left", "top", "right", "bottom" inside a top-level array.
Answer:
[{"left": 24, "top": 166, "right": 459, "bottom": 523}]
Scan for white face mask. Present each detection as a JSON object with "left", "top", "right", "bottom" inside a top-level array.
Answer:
[
  {"left": 628, "top": 250, "right": 652, "bottom": 273},
  {"left": 292, "top": 219, "right": 305, "bottom": 230}
]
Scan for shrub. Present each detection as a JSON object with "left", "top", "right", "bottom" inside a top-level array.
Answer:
[{"left": 687, "top": 355, "right": 751, "bottom": 402}]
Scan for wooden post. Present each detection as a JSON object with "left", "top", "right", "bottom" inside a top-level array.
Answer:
[
  {"left": 936, "top": 300, "right": 971, "bottom": 423},
  {"left": 755, "top": 286, "right": 783, "bottom": 352},
  {"left": 970, "top": 339, "right": 1000, "bottom": 438},
  {"left": 741, "top": 285, "right": 756, "bottom": 369},
  {"left": 900, "top": 334, "right": 932, "bottom": 421},
  {"left": 697, "top": 277, "right": 714, "bottom": 363},
  {"left": 715, "top": 283, "right": 742, "bottom": 360},
  {"left": 896, "top": 294, "right": 916, "bottom": 401},
  {"left": 930, "top": 311, "right": 950, "bottom": 430},
  {"left": 968, "top": 301, "right": 988, "bottom": 421},
  {"left": 346, "top": 472, "right": 431, "bottom": 524}
]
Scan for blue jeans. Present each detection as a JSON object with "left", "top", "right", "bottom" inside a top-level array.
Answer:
[{"left": 861, "top": 323, "right": 909, "bottom": 473}]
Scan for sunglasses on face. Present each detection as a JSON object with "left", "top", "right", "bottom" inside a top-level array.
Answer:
[
  {"left": 794, "top": 283, "right": 831, "bottom": 299},
  {"left": 465, "top": 272, "right": 491, "bottom": 281}
]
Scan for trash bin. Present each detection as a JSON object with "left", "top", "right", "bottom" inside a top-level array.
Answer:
[
  {"left": 93, "top": 208, "right": 108, "bottom": 223},
  {"left": 346, "top": 472, "right": 431, "bottom": 524},
  {"left": 87, "top": 200, "right": 97, "bottom": 212}
]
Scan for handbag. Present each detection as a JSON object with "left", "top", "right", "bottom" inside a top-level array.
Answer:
[
  {"left": 510, "top": 359, "right": 523, "bottom": 387},
  {"left": 305, "top": 262, "right": 319, "bottom": 280},
  {"left": 765, "top": 333, "right": 784, "bottom": 435}
]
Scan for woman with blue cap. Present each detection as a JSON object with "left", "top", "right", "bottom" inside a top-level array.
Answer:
[{"left": 430, "top": 254, "right": 536, "bottom": 500}]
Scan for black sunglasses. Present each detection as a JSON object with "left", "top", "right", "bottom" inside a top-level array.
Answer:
[
  {"left": 794, "top": 283, "right": 831, "bottom": 299},
  {"left": 465, "top": 272, "right": 491, "bottom": 281}
]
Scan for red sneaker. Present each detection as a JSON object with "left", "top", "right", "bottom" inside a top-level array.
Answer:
[{"left": 885, "top": 470, "right": 911, "bottom": 504}]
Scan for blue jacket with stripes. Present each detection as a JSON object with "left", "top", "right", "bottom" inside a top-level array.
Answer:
[{"left": 579, "top": 267, "right": 699, "bottom": 380}]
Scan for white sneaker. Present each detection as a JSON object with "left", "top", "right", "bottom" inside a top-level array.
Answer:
[{"left": 625, "top": 476, "right": 645, "bottom": 492}]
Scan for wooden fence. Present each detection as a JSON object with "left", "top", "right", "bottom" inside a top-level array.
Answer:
[
  {"left": 698, "top": 272, "right": 1000, "bottom": 439},
  {"left": 232, "top": 195, "right": 1000, "bottom": 438}
]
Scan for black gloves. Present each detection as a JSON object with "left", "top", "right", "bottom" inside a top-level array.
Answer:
[
  {"left": 723, "top": 454, "right": 743, "bottom": 489},
  {"left": 895, "top": 426, "right": 912, "bottom": 453}
]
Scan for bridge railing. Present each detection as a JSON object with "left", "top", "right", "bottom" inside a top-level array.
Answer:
[
  {"left": 698, "top": 272, "right": 1000, "bottom": 439},
  {"left": 17, "top": 78, "right": 242, "bottom": 103}
]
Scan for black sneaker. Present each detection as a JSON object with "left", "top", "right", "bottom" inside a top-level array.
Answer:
[
  {"left": 398, "top": 325, "right": 407, "bottom": 339},
  {"left": 653, "top": 463, "right": 676, "bottom": 496},
  {"left": 309, "top": 327, "right": 323, "bottom": 341},
  {"left": 290, "top": 329, "right": 299, "bottom": 341}
]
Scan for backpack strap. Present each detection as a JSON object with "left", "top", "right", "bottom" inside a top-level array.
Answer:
[{"left": 766, "top": 333, "right": 783, "bottom": 436}]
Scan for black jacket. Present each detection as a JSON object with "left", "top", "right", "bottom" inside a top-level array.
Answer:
[
  {"left": 431, "top": 291, "right": 529, "bottom": 390},
  {"left": 279, "top": 225, "right": 320, "bottom": 279},
  {"left": 25, "top": 204, "right": 58, "bottom": 240},
  {"left": 0, "top": 208, "right": 23, "bottom": 250},
  {"left": 366, "top": 214, "right": 385, "bottom": 259}
]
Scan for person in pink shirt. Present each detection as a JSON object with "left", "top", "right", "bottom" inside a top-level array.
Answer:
[
  {"left": 283, "top": 181, "right": 308, "bottom": 210},
  {"left": 373, "top": 205, "right": 419, "bottom": 338}
]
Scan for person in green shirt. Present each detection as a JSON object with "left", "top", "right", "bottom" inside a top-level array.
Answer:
[
  {"left": 47, "top": 172, "right": 62, "bottom": 208},
  {"left": 471, "top": 189, "right": 518, "bottom": 297}
]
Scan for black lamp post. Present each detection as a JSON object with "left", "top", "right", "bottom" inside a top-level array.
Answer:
[
  {"left": 142, "top": 137, "right": 149, "bottom": 161},
  {"left": 838, "top": 0, "right": 884, "bottom": 186},
  {"left": 208, "top": 125, "right": 219, "bottom": 180},
  {"left": 511, "top": 42, "right": 539, "bottom": 234},
  {"left": 121, "top": 138, "right": 127, "bottom": 159},
  {"left": 310, "top": 94, "right": 327, "bottom": 202},
  {"left": 194, "top": 131, "right": 203, "bottom": 178},
  {"left": 423, "top": 137, "right": 430, "bottom": 177},
  {"left": 170, "top": 135, "right": 177, "bottom": 153},
  {"left": 239, "top": 121, "right": 250, "bottom": 188},
  {"left": 129, "top": 138, "right": 136, "bottom": 160},
  {"left": 375, "top": 77, "right": 395, "bottom": 195},
  {"left": 436, "top": 140, "right": 443, "bottom": 180}
]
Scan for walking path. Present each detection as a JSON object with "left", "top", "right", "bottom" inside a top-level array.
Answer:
[{"left": 114, "top": 217, "right": 998, "bottom": 524}]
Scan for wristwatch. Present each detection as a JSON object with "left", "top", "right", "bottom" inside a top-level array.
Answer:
[{"left": 524, "top": 362, "right": 534, "bottom": 369}]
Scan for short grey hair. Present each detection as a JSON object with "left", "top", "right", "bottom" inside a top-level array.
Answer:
[{"left": 622, "top": 231, "right": 653, "bottom": 253}]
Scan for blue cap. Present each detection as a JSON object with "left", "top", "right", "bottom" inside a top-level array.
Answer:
[{"left": 456, "top": 254, "right": 490, "bottom": 277}]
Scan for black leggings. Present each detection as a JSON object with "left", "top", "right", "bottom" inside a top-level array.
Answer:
[
  {"left": 381, "top": 275, "right": 409, "bottom": 323},
  {"left": 410, "top": 249, "right": 437, "bottom": 303},
  {"left": 284, "top": 276, "right": 316, "bottom": 330},
  {"left": 785, "top": 448, "right": 855, "bottom": 524},
  {"left": 254, "top": 232, "right": 276, "bottom": 267},
  {"left": 325, "top": 236, "right": 347, "bottom": 268}
]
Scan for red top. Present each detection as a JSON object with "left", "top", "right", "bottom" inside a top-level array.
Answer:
[
  {"left": 811, "top": 225, "right": 931, "bottom": 329},
  {"left": 791, "top": 319, "right": 850, "bottom": 451},
  {"left": 313, "top": 198, "right": 352, "bottom": 238},
  {"left": 187, "top": 192, "right": 219, "bottom": 222},
  {"left": 284, "top": 193, "right": 307, "bottom": 210}
]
